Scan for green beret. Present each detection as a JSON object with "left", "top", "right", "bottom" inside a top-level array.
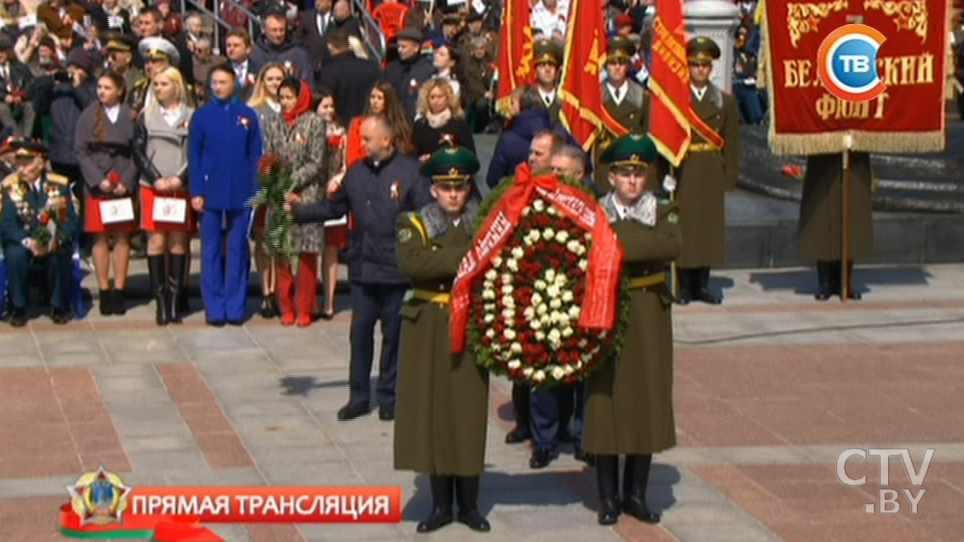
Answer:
[
  {"left": 606, "top": 36, "right": 636, "bottom": 64},
  {"left": 420, "top": 146, "right": 480, "bottom": 185},
  {"left": 600, "top": 133, "right": 657, "bottom": 168},
  {"left": 532, "top": 38, "right": 562, "bottom": 67},
  {"left": 687, "top": 36, "right": 720, "bottom": 64}
]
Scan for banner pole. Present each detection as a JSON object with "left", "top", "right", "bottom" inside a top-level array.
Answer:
[{"left": 841, "top": 147, "right": 851, "bottom": 303}]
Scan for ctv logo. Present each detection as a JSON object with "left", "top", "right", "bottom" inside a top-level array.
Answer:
[
  {"left": 836, "top": 448, "right": 932, "bottom": 514},
  {"left": 817, "top": 24, "right": 887, "bottom": 102}
]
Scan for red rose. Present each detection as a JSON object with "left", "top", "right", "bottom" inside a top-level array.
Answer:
[
  {"left": 108, "top": 171, "right": 120, "bottom": 184},
  {"left": 327, "top": 134, "right": 345, "bottom": 148},
  {"left": 39, "top": 212, "right": 50, "bottom": 226}
]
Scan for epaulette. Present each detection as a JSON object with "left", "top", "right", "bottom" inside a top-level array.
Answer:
[
  {"left": 46, "top": 172, "right": 69, "bottom": 185},
  {"left": 406, "top": 212, "right": 429, "bottom": 244},
  {"left": 2, "top": 172, "right": 18, "bottom": 188}
]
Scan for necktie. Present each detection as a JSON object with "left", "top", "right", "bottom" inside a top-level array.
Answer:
[
  {"left": 544, "top": 95, "right": 551, "bottom": 106},
  {"left": 614, "top": 87, "right": 622, "bottom": 101},
  {"left": 235, "top": 63, "right": 244, "bottom": 81}
]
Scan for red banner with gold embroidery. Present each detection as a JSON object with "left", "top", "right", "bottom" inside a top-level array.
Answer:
[
  {"left": 495, "top": 0, "right": 534, "bottom": 116},
  {"left": 763, "top": 0, "right": 949, "bottom": 155}
]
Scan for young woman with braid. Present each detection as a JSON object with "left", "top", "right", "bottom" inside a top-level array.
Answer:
[{"left": 75, "top": 71, "right": 139, "bottom": 316}]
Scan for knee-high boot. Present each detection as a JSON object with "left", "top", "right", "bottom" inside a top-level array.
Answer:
[
  {"left": 455, "top": 476, "right": 490, "bottom": 532},
  {"left": 695, "top": 268, "right": 722, "bottom": 304},
  {"left": 815, "top": 261, "right": 833, "bottom": 301},
  {"left": 623, "top": 454, "right": 660, "bottom": 523},
  {"left": 675, "top": 267, "right": 692, "bottom": 304},
  {"left": 595, "top": 455, "right": 620, "bottom": 525},
  {"left": 295, "top": 253, "right": 318, "bottom": 327},
  {"left": 148, "top": 255, "right": 169, "bottom": 325},
  {"left": 832, "top": 261, "right": 861, "bottom": 300},
  {"left": 275, "top": 262, "right": 295, "bottom": 325},
  {"left": 416, "top": 475, "right": 454, "bottom": 533},
  {"left": 168, "top": 254, "right": 186, "bottom": 324}
]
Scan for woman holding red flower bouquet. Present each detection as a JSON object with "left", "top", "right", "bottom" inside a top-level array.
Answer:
[
  {"left": 75, "top": 71, "right": 139, "bottom": 316},
  {"left": 261, "top": 77, "right": 327, "bottom": 327}
]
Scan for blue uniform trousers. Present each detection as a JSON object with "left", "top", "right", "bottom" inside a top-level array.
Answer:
[
  {"left": 530, "top": 383, "right": 576, "bottom": 453},
  {"left": 2, "top": 244, "right": 72, "bottom": 310},
  {"left": 349, "top": 282, "right": 406, "bottom": 408},
  {"left": 200, "top": 209, "right": 250, "bottom": 322}
]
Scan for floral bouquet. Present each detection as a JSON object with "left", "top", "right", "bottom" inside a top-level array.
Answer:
[
  {"left": 31, "top": 193, "right": 71, "bottom": 252},
  {"left": 449, "top": 169, "right": 630, "bottom": 388},
  {"left": 248, "top": 153, "right": 297, "bottom": 268}
]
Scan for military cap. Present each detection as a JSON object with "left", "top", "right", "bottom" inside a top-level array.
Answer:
[
  {"left": 600, "top": 133, "right": 657, "bottom": 168},
  {"left": 138, "top": 36, "right": 181, "bottom": 65},
  {"left": 606, "top": 36, "right": 636, "bottom": 64},
  {"left": 396, "top": 27, "right": 424, "bottom": 44},
  {"left": 10, "top": 139, "right": 49, "bottom": 158},
  {"left": 532, "top": 38, "right": 562, "bottom": 66},
  {"left": 105, "top": 33, "right": 137, "bottom": 53},
  {"left": 687, "top": 36, "right": 720, "bottom": 64},
  {"left": 420, "top": 146, "right": 480, "bottom": 185}
]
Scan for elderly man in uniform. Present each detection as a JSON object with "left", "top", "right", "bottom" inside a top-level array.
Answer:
[
  {"left": 0, "top": 141, "right": 79, "bottom": 327},
  {"left": 522, "top": 39, "right": 563, "bottom": 122},
  {"left": 105, "top": 34, "right": 145, "bottom": 93},
  {"left": 130, "top": 36, "right": 183, "bottom": 113},
  {"left": 584, "top": 133, "right": 680, "bottom": 526},
  {"left": 394, "top": 145, "right": 491, "bottom": 534},
  {"left": 593, "top": 36, "right": 647, "bottom": 194},
  {"left": 668, "top": 37, "right": 739, "bottom": 304}
]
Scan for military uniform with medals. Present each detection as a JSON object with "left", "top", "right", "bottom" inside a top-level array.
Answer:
[
  {"left": 593, "top": 37, "right": 648, "bottom": 193},
  {"left": 584, "top": 134, "right": 680, "bottom": 526},
  {"left": 664, "top": 37, "right": 740, "bottom": 304},
  {"left": 0, "top": 141, "right": 79, "bottom": 326},
  {"left": 393, "top": 146, "right": 491, "bottom": 535}
]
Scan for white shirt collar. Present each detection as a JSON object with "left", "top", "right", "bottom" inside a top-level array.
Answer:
[
  {"left": 104, "top": 103, "right": 121, "bottom": 123},
  {"left": 691, "top": 84, "right": 707, "bottom": 101},
  {"left": 538, "top": 88, "right": 556, "bottom": 105},
  {"left": 607, "top": 82, "right": 627, "bottom": 105}
]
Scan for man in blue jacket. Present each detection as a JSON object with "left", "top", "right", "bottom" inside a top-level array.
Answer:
[
  {"left": 189, "top": 64, "right": 262, "bottom": 326},
  {"left": 285, "top": 114, "right": 432, "bottom": 422}
]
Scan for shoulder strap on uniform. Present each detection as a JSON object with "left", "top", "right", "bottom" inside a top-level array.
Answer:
[
  {"left": 46, "top": 172, "right": 69, "bottom": 185},
  {"left": 2, "top": 173, "right": 18, "bottom": 188},
  {"left": 405, "top": 212, "right": 429, "bottom": 245}
]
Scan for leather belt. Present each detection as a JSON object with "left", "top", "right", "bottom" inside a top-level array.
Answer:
[
  {"left": 628, "top": 274, "right": 665, "bottom": 289},
  {"left": 412, "top": 289, "right": 451, "bottom": 304},
  {"left": 688, "top": 143, "right": 718, "bottom": 153}
]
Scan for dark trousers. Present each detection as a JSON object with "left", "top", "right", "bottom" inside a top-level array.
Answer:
[
  {"left": 200, "top": 209, "right": 249, "bottom": 322},
  {"left": 530, "top": 383, "right": 575, "bottom": 452},
  {"left": 733, "top": 82, "right": 765, "bottom": 125},
  {"left": 349, "top": 282, "right": 406, "bottom": 408},
  {"left": 3, "top": 244, "right": 71, "bottom": 310},
  {"left": 571, "top": 383, "right": 586, "bottom": 447}
]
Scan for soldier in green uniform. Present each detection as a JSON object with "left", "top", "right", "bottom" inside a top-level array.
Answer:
[
  {"left": 393, "top": 146, "right": 490, "bottom": 534},
  {"left": 669, "top": 37, "right": 740, "bottom": 304},
  {"left": 0, "top": 141, "right": 79, "bottom": 327},
  {"left": 521, "top": 39, "right": 563, "bottom": 121},
  {"left": 593, "top": 36, "right": 648, "bottom": 194},
  {"left": 798, "top": 152, "right": 872, "bottom": 300},
  {"left": 584, "top": 134, "right": 680, "bottom": 526}
]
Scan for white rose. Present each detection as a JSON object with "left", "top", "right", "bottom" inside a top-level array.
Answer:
[
  {"left": 501, "top": 284, "right": 513, "bottom": 294},
  {"left": 534, "top": 279, "right": 547, "bottom": 291},
  {"left": 523, "top": 367, "right": 533, "bottom": 376},
  {"left": 542, "top": 228, "right": 554, "bottom": 240},
  {"left": 502, "top": 308, "right": 514, "bottom": 319},
  {"left": 569, "top": 306, "right": 581, "bottom": 318},
  {"left": 507, "top": 259, "right": 519, "bottom": 271},
  {"left": 508, "top": 359, "right": 522, "bottom": 369},
  {"left": 551, "top": 366, "right": 566, "bottom": 380},
  {"left": 523, "top": 307, "right": 535, "bottom": 320},
  {"left": 502, "top": 295, "right": 515, "bottom": 308},
  {"left": 510, "top": 343, "right": 522, "bottom": 354},
  {"left": 549, "top": 299, "right": 562, "bottom": 309},
  {"left": 483, "top": 313, "right": 494, "bottom": 323},
  {"left": 545, "top": 269, "right": 556, "bottom": 282},
  {"left": 485, "top": 269, "right": 497, "bottom": 281},
  {"left": 577, "top": 338, "right": 588, "bottom": 348},
  {"left": 492, "top": 256, "right": 503, "bottom": 267},
  {"left": 561, "top": 290, "right": 574, "bottom": 302},
  {"left": 530, "top": 319, "right": 542, "bottom": 330},
  {"left": 486, "top": 329, "right": 495, "bottom": 338},
  {"left": 546, "top": 205, "right": 558, "bottom": 215},
  {"left": 522, "top": 207, "right": 530, "bottom": 216},
  {"left": 501, "top": 273, "right": 513, "bottom": 283},
  {"left": 533, "top": 370, "right": 546, "bottom": 382},
  {"left": 504, "top": 329, "right": 517, "bottom": 340},
  {"left": 528, "top": 230, "right": 541, "bottom": 244},
  {"left": 567, "top": 240, "right": 581, "bottom": 253},
  {"left": 549, "top": 311, "right": 560, "bottom": 324},
  {"left": 575, "top": 360, "right": 584, "bottom": 369},
  {"left": 483, "top": 303, "right": 495, "bottom": 311},
  {"left": 511, "top": 246, "right": 524, "bottom": 259},
  {"left": 535, "top": 331, "right": 545, "bottom": 341},
  {"left": 564, "top": 365, "right": 575, "bottom": 375},
  {"left": 548, "top": 329, "right": 561, "bottom": 344},
  {"left": 578, "top": 245, "right": 587, "bottom": 256},
  {"left": 482, "top": 289, "right": 496, "bottom": 300},
  {"left": 537, "top": 304, "right": 548, "bottom": 315},
  {"left": 555, "top": 274, "right": 567, "bottom": 286},
  {"left": 555, "top": 230, "right": 569, "bottom": 243},
  {"left": 562, "top": 326, "right": 574, "bottom": 337},
  {"left": 532, "top": 293, "right": 543, "bottom": 305},
  {"left": 533, "top": 199, "right": 545, "bottom": 211},
  {"left": 578, "top": 260, "right": 588, "bottom": 271}
]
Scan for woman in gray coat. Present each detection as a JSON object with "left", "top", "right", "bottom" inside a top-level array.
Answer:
[
  {"left": 261, "top": 76, "right": 327, "bottom": 327},
  {"left": 75, "top": 70, "right": 138, "bottom": 316}
]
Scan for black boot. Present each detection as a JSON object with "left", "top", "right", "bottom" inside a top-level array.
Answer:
[
  {"left": 694, "top": 268, "right": 722, "bottom": 304},
  {"left": 675, "top": 268, "right": 692, "bottom": 305},
  {"left": 417, "top": 475, "right": 454, "bottom": 533},
  {"left": 169, "top": 254, "right": 186, "bottom": 324},
  {"left": 99, "top": 289, "right": 112, "bottom": 315},
  {"left": 505, "top": 383, "right": 531, "bottom": 444},
  {"left": 814, "top": 261, "right": 833, "bottom": 301},
  {"left": 843, "top": 261, "right": 861, "bottom": 300},
  {"left": 148, "top": 255, "right": 169, "bottom": 325},
  {"left": 831, "top": 261, "right": 862, "bottom": 300},
  {"left": 595, "top": 455, "right": 620, "bottom": 525},
  {"left": 623, "top": 454, "right": 660, "bottom": 523},
  {"left": 455, "top": 476, "right": 490, "bottom": 532},
  {"left": 112, "top": 288, "right": 127, "bottom": 315}
]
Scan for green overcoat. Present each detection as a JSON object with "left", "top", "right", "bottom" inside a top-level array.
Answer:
[
  {"left": 584, "top": 197, "right": 681, "bottom": 455},
  {"left": 798, "top": 152, "right": 875, "bottom": 261},
  {"left": 393, "top": 208, "right": 490, "bottom": 476}
]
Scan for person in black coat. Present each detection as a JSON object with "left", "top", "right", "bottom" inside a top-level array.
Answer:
[
  {"left": 317, "top": 28, "right": 381, "bottom": 127},
  {"left": 285, "top": 113, "right": 433, "bottom": 423},
  {"left": 294, "top": 0, "right": 334, "bottom": 75},
  {"left": 385, "top": 27, "right": 436, "bottom": 119},
  {"left": 412, "top": 77, "right": 475, "bottom": 163}
]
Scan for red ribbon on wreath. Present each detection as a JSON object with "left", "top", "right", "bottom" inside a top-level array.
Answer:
[{"left": 449, "top": 167, "right": 623, "bottom": 353}]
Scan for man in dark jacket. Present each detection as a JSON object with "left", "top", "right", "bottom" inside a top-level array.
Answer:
[
  {"left": 486, "top": 105, "right": 573, "bottom": 187},
  {"left": 294, "top": 0, "right": 334, "bottom": 76},
  {"left": 0, "top": 35, "right": 35, "bottom": 137},
  {"left": 251, "top": 9, "right": 314, "bottom": 87},
  {"left": 317, "top": 28, "right": 381, "bottom": 126},
  {"left": 385, "top": 27, "right": 435, "bottom": 119},
  {"left": 286, "top": 113, "right": 433, "bottom": 422}
]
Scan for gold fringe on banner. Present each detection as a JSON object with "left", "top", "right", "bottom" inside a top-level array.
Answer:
[{"left": 768, "top": 130, "right": 946, "bottom": 156}]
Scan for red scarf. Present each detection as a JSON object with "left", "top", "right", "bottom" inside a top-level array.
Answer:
[{"left": 282, "top": 80, "right": 311, "bottom": 127}]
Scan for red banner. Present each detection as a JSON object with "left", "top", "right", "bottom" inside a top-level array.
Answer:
[
  {"left": 495, "top": 0, "right": 534, "bottom": 116},
  {"left": 647, "top": 0, "right": 725, "bottom": 166},
  {"left": 449, "top": 170, "right": 622, "bottom": 353},
  {"left": 763, "top": 0, "right": 948, "bottom": 154}
]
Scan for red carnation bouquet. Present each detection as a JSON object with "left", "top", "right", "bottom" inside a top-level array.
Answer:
[
  {"left": 248, "top": 153, "right": 296, "bottom": 268},
  {"left": 31, "top": 191, "right": 70, "bottom": 252}
]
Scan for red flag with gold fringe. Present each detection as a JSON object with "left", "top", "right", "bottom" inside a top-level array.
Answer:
[
  {"left": 494, "top": 0, "right": 534, "bottom": 117},
  {"left": 648, "top": 0, "right": 725, "bottom": 167},
  {"left": 558, "top": 0, "right": 610, "bottom": 149}
]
